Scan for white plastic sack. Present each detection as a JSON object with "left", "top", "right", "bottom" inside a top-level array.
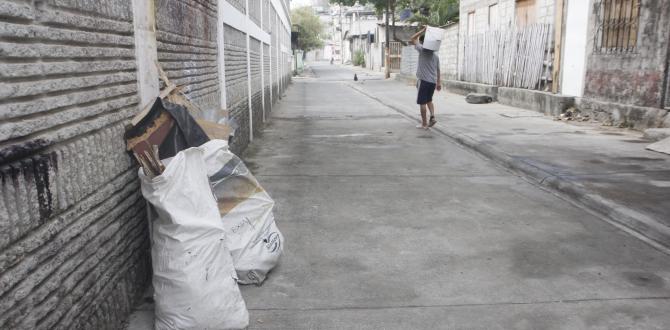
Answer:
[
  {"left": 201, "top": 140, "right": 284, "bottom": 285},
  {"left": 140, "top": 147, "right": 249, "bottom": 330},
  {"left": 423, "top": 26, "right": 443, "bottom": 51}
]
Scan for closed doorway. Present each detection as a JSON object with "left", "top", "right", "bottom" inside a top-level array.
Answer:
[{"left": 516, "top": 0, "right": 537, "bottom": 27}]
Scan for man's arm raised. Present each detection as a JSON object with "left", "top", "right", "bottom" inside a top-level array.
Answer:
[{"left": 410, "top": 26, "right": 426, "bottom": 45}]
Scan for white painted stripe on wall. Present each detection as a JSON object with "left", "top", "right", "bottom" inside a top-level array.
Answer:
[
  {"left": 131, "top": 0, "right": 159, "bottom": 110},
  {"left": 217, "top": 0, "right": 227, "bottom": 111},
  {"left": 245, "top": 0, "right": 254, "bottom": 142},
  {"left": 560, "top": 0, "right": 588, "bottom": 97},
  {"left": 221, "top": 1, "right": 271, "bottom": 44}
]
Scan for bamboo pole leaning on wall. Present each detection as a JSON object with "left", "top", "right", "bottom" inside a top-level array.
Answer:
[{"left": 461, "top": 24, "right": 552, "bottom": 90}]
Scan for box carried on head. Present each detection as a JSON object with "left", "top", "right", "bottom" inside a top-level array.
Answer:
[{"left": 423, "top": 26, "right": 444, "bottom": 51}]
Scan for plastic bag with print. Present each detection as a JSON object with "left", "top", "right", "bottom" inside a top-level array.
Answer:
[{"left": 201, "top": 139, "right": 284, "bottom": 285}]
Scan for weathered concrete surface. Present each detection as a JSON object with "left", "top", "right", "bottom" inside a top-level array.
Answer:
[
  {"left": 243, "top": 64, "right": 670, "bottom": 328},
  {"left": 582, "top": 0, "right": 670, "bottom": 125},
  {"left": 129, "top": 63, "right": 670, "bottom": 329},
  {"left": 644, "top": 128, "right": 670, "bottom": 141},
  {"left": 352, "top": 69, "right": 670, "bottom": 249},
  {"left": 0, "top": 1, "right": 150, "bottom": 329},
  {"left": 445, "top": 80, "right": 499, "bottom": 100},
  {"left": 498, "top": 87, "right": 575, "bottom": 116},
  {"left": 577, "top": 98, "right": 669, "bottom": 130}
]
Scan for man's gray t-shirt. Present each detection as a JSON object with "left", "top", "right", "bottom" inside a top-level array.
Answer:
[{"left": 415, "top": 43, "right": 440, "bottom": 84}]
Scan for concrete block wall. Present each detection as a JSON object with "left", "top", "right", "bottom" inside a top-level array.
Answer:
[
  {"left": 440, "top": 23, "right": 459, "bottom": 81},
  {"left": 263, "top": 0, "right": 271, "bottom": 31},
  {"left": 0, "top": 0, "right": 150, "bottom": 329},
  {"left": 536, "top": 0, "right": 555, "bottom": 25},
  {"left": 155, "top": 0, "right": 221, "bottom": 121},
  {"left": 457, "top": 0, "right": 554, "bottom": 78},
  {"left": 249, "top": 37, "right": 263, "bottom": 135},
  {"left": 584, "top": 0, "right": 670, "bottom": 109},
  {"left": 460, "top": 0, "right": 516, "bottom": 35},
  {"left": 224, "top": 24, "right": 251, "bottom": 153},
  {"left": 0, "top": 0, "right": 292, "bottom": 328},
  {"left": 579, "top": 0, "right": 670, "bottom": 128},
  {"left": 228, "top": 0, "right": 246, "bottom": 14},
  {"left": 399, "top": 45, "right": 418, "bottom": 79},
  {"left": 220, "top": 0, "right": 292, "bottom": 152},
  {"left": 249, "top": 0, "right": 261, "bottom": 27},
  {"left": 271, "top": 12, "right": 279, "bottom": 103},
  {"left": 264, "top": 43, "right": 272, "bottom": 119}
]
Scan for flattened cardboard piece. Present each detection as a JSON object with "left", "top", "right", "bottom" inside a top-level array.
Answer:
[
  {"left": 197, "top": 119, "right": 232, "bottom": 141},
  {"left": 125, "top": 98, "right": 210, "bottom": 160}
]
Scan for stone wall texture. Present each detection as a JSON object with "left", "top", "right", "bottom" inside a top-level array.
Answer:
[
  {"left": 228, "top": 0, "right": 246, "bottom": 15},
  {"left": 248, "top": 0, "right": 261, "bottom": 28},
  {"left": 400, "top": 45, "right": 419, "bottom": 79},
  {"left": 1, "top": 0, "right": 292, "bottom": 328},
  {"left": 224, "top": 24, "right": 250, "bottom": 153},
  {"left": 0, "top": 0, "right": 150, "bottom": 329},
  {"left": 440, "top": 23, "right": 459, "bottom": 81},
  {"left": 584, "top": 0, "right": 670, "bottom": 109},
  {"left": 264, "top": 42, "right": 272, "bottom": 119},
  {"left": 155, "top": 0, "right": 221, "bottom": 120},
  {"left": 271, "top": 9, "right": 280, "bottom": 102},
  {"left": 249, "top": 37, "right": 263, "bottom": 136}
]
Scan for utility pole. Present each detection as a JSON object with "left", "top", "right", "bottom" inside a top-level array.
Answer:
[{"left": 384, "top": 0, "right": 390, "bottom": 79}]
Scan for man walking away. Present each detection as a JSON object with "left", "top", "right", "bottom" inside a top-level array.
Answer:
[{"left": 410, "top": 26, "right": 441, "bottom": 129}]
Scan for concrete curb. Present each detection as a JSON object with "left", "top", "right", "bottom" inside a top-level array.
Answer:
[
  {"left": 348, "top": 82, "right": 670, "bottom": 252},
  {"left": 444, "top": 80, "right": 499, "bottom": 100}
]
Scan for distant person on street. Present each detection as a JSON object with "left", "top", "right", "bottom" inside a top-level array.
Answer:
[{"left": 410, "top": 26, "right": 441, "bottom": 129}]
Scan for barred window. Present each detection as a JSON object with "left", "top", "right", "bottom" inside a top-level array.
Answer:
[{"left": 594, "top": 0, "right": 641, "bottom": 53}]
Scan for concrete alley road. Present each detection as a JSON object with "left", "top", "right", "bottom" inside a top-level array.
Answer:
[{"left": 240, "top": 63, "right": 670, "bottom": 329}]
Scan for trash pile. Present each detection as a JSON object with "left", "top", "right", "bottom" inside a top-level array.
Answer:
[
  {"left": 125, "top": 65, "right": 283, "bottom": 329},
  {"left": 554, "top": 107, "right": 590, "bottom": 122}
]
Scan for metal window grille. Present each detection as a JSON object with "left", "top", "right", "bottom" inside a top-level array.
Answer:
[{"left": 594, "top": 0, "right": 641, "bottom": 53}]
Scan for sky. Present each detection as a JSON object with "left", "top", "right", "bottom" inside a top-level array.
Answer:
[{"left": 291, "top": 0, "right": 331, "bottom": 9}]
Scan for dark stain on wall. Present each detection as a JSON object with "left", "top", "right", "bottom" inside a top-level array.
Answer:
[
  {"left": 584, "top": 70, "right": 663, "bottom": 108},
  {"left": 0, "top": 139, "right": 51, "bottom": 165}
]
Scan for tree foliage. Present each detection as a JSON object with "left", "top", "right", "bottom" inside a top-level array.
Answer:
[
  {"left": 291, "top": 7, "right": 325, "bottom": 52},
  {"left": 329, "top": 0, "right": 459, "bottom": 27},
  {"left": 399, "top": 0, "right": 459, "bottom": 26}
]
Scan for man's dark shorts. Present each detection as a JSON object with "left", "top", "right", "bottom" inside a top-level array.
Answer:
[{"left": 416, "top": 80, "right": 436, "bottom": 105}]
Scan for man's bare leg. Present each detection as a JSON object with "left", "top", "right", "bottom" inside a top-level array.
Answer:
[
  {"left": 420, "top": 104, "right": 428, "bottom": 128},
  {"left": 427, "top": 101, "right": 437, "bottom": 127}
]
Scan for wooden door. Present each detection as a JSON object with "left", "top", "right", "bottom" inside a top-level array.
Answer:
[{"left": 516, "top": 0, "right": 537, "bottom": 27}]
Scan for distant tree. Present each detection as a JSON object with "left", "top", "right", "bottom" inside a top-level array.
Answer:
[
  {"left": 329, "top": 0, "right": 458, "bottom": 43},
  {"left": 291, "top": 7, "right": 325, "bottom": 52},
  {"left": 398, "top": 0, "right": 459, "bottom": 27}
]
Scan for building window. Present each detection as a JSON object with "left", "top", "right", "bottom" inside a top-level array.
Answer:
[
  {"left": 594, "top": 0, "right": 640, "bottom": 53},
  {"left": 488, "top": 4, "right": 499, "bottom": 29}
]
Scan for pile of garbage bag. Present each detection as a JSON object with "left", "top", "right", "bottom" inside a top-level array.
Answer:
[{"left": 125, "top": 94, "right": 283, "bottom": 329}]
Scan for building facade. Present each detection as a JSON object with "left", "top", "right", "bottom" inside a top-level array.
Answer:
[
  {"left": 449, "top": 0, "right": 670, "bottom": 128},
  {"left": 579, "top": 0, "right": 670, "bottom": 128},
  {"left": 0, "top": 0, "right": 292, "bottom": 329}
]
